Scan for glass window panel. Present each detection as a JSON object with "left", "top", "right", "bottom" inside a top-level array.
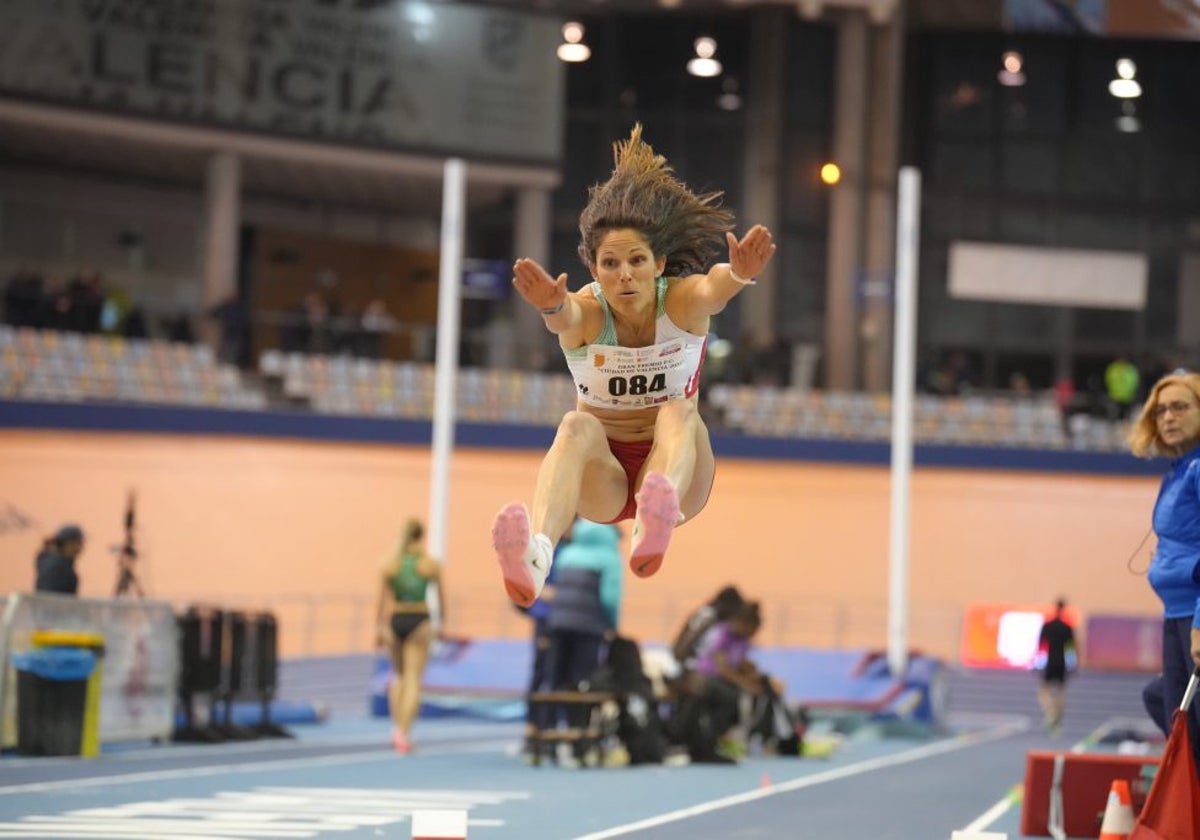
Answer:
[
  {"left": 1061, "top": 134, "right": 1141, "bottom": 199},
  {"left": 930, "top": 39, "right": 997, "bottom": 135},
  {"left": 1074, "top": 308, "right": 1137, "bottom": 343},
  {"left": 929, "top": 140, "right": 995, "bottom": 191},
  {"left": 785, "top": 24, "right": 836, "bottom": 129},
  {"left": 1144, "top": 140, "right": 1200, "bottom": 204},
  {"left": 1056, "top": 210, "right": 1141, "bottom": 250},
  {"left": 931, "top": 195, "right": 993, "bottom": 240},
  {"left": 997, "top": 204, "right": 1052, "bottom": 243},
  {"left": 781, "top": 129, "right": 832, "bottom": 227},
  {"left": 775, "top": 232, "right": 826, "bottom": 343},
  {"left": 671, "top": 122, "right": 744, "bottom": 215},
  {"left": 1143, "top": 255, "right": 1178, "bottom": 342},
  {"left": 1000, "top": 141, "right": 1058, "bottom": 197},
  {"left": 556, "top": 116, "right": 610, "bottom": 215},
  {"left": 992, "top": 302, "right": 1060, "bottom": 346},
  {"left": 1153, "top": 47, "right": 1200, "bottom": 129}
]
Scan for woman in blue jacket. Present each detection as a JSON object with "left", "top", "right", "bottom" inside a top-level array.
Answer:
[{"left": 1128, "top": 370, "right": 1200, "bottom": 776}]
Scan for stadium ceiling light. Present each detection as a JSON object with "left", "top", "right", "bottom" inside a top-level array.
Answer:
[
  {"left": 557, "top": 21, "right": 591, "bottom": 63},
  {"left": 1115, "top": 100, "right": 1141, "bottom": 133},
  {"left": 1108, "top": 57, "right": 1142, "bottom": 99},
  {"left": 997, "top": 51, "right": 1026, "bottom": 87},
  {"left": 716, "top": 77, "right": 742, "bottom": 111},
  {"left": 687, "top": 37, "right": 722, "bottom": 78}
]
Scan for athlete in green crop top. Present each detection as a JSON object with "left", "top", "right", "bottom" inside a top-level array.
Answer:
[{"left": 375, "top": 517, "right": 443, "bottom": 753}]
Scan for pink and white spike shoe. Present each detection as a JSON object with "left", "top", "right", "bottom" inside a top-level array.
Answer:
[
  {"left": 629, "top": 472, "right": 681, "bottom": 578},
  {"left": 492, "top": 502, "right": 552, "bottom": 607}
]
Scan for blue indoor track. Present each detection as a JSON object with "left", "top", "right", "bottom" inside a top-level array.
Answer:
[{"left": 0, "top": 659, "right": 1159, "bottom": 839}]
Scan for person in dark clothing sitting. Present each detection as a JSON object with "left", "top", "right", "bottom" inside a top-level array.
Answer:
[
  {"left": 668, "top": 585, "right": 745, "bottom": 686},
  {"left": 674, "top": 600, "right": 766, "bottom": 763},
  {"left": 35, "top": 524, "right": 85, "bottom": 595}
]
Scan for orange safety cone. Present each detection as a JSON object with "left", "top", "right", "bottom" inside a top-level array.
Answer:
[{"left": 1098, "top": 778, "right": 1135, "bottom": 840}]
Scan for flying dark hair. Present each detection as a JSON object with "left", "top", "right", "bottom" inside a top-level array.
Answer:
[{"left": 577, "top": 123, "right": 735, "bottom": 278}]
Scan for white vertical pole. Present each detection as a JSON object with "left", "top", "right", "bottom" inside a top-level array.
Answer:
[
  {"left": 888, "top": 167, "right": 921, "bottom": 678},
  {"left": 428, "top": 159, "right": 466, "bottom": 625}
]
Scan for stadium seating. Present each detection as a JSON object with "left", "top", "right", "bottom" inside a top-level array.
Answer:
[
  {"left": 0, "top": 325, "right": 1134, "bottom": 451},
  {"left": 0, "top": 325, "right": 267, "bottom": 410}
]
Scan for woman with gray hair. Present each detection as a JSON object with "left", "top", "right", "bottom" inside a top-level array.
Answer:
[{"left": 492, "top": 124, "right": 776, "bottom": 608}]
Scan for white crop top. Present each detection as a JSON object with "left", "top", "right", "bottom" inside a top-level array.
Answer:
[{"left": 563, "top": 277, "right": 708, "bottom": 411}]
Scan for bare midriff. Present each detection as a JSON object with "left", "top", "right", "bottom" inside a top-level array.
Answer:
[{"left": 578, "top": 393, "right": 699, "bottom": 442}]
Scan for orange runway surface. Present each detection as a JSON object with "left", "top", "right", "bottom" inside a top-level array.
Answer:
[{"left": 0, "top": 430, "right": 1162, "bottom": 659}]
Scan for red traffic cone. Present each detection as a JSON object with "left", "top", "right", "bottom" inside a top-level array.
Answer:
[{"left": 1098, "top": 778, "right": 1134, "bottom": 840}]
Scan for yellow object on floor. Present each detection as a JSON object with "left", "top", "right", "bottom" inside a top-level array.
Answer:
[
  {"left": 30, "top": 630, "right": 105, "bottom": 758},
  {"left": 801, "top": 735, "right": 841, "bottom": 759}
]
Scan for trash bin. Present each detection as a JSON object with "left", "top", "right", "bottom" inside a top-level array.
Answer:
[
  {"left": 12, "top": 646, "right": 97, "bottom": 756},
  {"left": 29, "top": 631, "right": 106, "bottom": 757},
  {"left": 13, "top": 630, "right": 106, "bottom": 757}
]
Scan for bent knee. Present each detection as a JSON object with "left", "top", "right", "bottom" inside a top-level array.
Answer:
[
  {"left": 655, "top": 398, "right": 698, "bottom": 427},
  {"left": 554, "top": 410, "right": 607, "bottom": 446}
]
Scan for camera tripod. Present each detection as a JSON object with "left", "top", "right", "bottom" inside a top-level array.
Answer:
[{"left": 114, "top": 549, "right": 144, "bottom": 598}]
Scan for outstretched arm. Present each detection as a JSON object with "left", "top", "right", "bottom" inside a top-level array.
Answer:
[
  {"left": 512, "top": 258, "right": 583, "bottom": 339},
  {"left": 689, "top": 224, "right": 777, "bottom": 317}
]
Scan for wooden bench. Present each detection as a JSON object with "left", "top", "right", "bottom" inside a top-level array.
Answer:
[{"left": 526, "top": 690, "right": 616, "bottom": 767}]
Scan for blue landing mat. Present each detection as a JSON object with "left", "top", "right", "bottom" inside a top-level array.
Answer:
[{"left": 371, "top": 642, "right": 946, "bottom": 724}]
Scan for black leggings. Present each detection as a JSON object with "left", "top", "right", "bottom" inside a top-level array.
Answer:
[{"left": 390, "top": 612, "right": 429, "bottom": 642}]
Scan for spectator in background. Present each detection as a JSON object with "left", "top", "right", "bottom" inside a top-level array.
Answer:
[
  {"left": 99, "top": 286, "right": 132, "bottom": 335},
  {"left": 543, "top": 519, "right": 622, "bottom": 762},
  {"left": 1035, "top": 598, "right": 1077, "bottom": 735},
  {"left": 207, "top": 295, "right": 250, "bottom": 367},
  {"left": 165, "top": 311, "right": 196, "bottom": 344},
  {"left": 3, "top": 270, "right": 45, "bottom": 327},
  {"left": 65, "top": 269, "right": 105, "bottom": 333},
  {"left": 374, "top": 518, "right": 443, "bottom": 754},
  {"left": 1105, "top": 355, "right": 1141, "bottom": 420},
  {"left": 34, "top": 524, "right": 85, "bottom": 595},
  {"left": 1008, "top": 371, "right": 1033, "bottom": 398},
  {"left": 1127, "top": 369, "right": 1200, "bottom": 779},
  {"left": 674, "top": 600, "right": 766, "bottom": 763},
  {"left": 123, "top": 304, "right": 149, "bottom": 339},
  {"left": 1053, "top": 375, "right": 1076, "bottom": 438},
  {"left": 668, "top": 585, "right": 745, "bottom": 685},
  {"left": 40, "top": 277, "right": 72, "bottom": 331},
  {"left": 358, "top": 298, "right": 396, "bottom": 359},
  {"left": 297, "top": 293, "right": 334, "bottom": 355}
]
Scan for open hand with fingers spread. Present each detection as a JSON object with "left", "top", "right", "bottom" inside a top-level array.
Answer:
[
  {"left": 725, "top": 224, "right": 777, "bottom": 282},
  {"left": 512, "top": 258, "right": 569, "bottom": 313}
]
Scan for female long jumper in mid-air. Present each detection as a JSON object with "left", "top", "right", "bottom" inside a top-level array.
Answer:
[{"left": 492, "top": 124, "right": 777, "bottom": 608}]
